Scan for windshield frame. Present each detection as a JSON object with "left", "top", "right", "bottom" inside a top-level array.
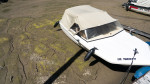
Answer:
[{"left": 85, "top": 21, "right": 123, "bottom": 41}]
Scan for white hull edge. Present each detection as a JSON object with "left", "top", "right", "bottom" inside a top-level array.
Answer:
[{"left": 59, "top": 22, "right": 150, "bottom": 66}]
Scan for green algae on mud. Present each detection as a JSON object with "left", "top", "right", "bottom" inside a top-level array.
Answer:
[
  {"left": 0, "top": 37, "right": 9, "bottom": 44},
  {"left": 34, "top": 43, "right": 48, "bottom": 54},
  {"left": 32, "top": 15, "right": 61, "bottom": 29},
  {"left": 37, "top": 61, "right": 47, "bottom": 73},
  {"left": 0, "top": 15, "right": 85, "bottom": 83},
  {"left": 0, "top": 19, "right": 6, "bottom": 23},
  {"left": 75, "top": 57, "right": 89, "bottom": 71},
  {"left": 33, "top": 19, "right": 57, "bottom": 29},
  {"left": 50, "top": 43, "right": 67, "bottom": 53},
  {"left": 0, "top": 5, "right": 92, "bottom": 84}
]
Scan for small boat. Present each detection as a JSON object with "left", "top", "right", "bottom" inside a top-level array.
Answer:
[
  {"left": 132, "top": 66, "right": 150, "bottom": 84},
  {"left": 122, "top": 0, "right": 150, "bottom": 15},
  {"left": 54, "top": 5, "right": 150, "bottom": 65}
]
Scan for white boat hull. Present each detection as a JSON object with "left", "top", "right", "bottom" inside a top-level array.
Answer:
[
  {"left": 128, "top": 5, "right": 150, "bottom": 15},
  {"left": 59, "top": 22, "right": 150, "bottom": 66}
]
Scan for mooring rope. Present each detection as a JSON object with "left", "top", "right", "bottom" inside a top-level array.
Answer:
[{"left": 120, "top": 48, "right": 138, "bottom": 84}]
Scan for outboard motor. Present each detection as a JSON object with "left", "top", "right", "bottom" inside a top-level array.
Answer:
[
  {"left": 84, "top": 47, "right": 97, "bottom": 61},
  {"left": 54, "top": 21, "right": 59, "bottom": 28}
]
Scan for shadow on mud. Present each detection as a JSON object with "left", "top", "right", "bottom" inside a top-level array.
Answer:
[
  {"left": 56, "top": 29, "right": 62, "bottom": 31},
  {"left": 44, "top": 48, "right": 85, "bottom": 84},
  {"left": 44, "top": 48, "right": 141, "bottom": 84},
  {"left": 90, "top": 55, "right": 141, "bottom": 73}
]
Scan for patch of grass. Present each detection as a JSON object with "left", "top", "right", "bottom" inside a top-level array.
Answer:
[
  {"left": 39, "top": 38, "right": 48, "bottom": 42},
  {"left": 34, "top": 43, "right": 48, "bottom": 54},
  {"left": 20, "top": 34, "right": 26, "bottom": 40},
  {"left": 65, "top": 43, "right": 78, "bottom": 53},
  {"left": 20, "top": 40, "right": 30, "bottom": 45},
  {"left": 33, "top": 19, "right": 50, "bottom": 29},
  {"left": 0, "top": 19, "right": 5, "bottom": 23},
  {"left": 33, "top": 18, "right": 60, "bottom": 29},
  {"left": 75, "top": 59, "right": 88, "bottom": 71},
  {"left": 37, "top": 61, "right": 47, "bottom": 72},
  {"left": 0, "top": 37, "right": 8, "bottom": 44},
  {"left": 50, "top": 43, "right": 66, "bottom": 53}
]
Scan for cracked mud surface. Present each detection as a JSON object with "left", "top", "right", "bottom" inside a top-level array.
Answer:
[{"left": 0, "top": 0, "right": 150, "bottom": 84}]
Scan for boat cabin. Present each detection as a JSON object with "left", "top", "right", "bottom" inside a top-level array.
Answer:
[{"left": 61, "top": 5, "right": 123, "bottom": 41}]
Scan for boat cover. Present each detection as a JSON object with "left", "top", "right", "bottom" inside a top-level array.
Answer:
[
  {"left": 60, "top": 5, "right": 117, "bottom": 30},
  {"left": 130, "top": 0, "right": 150, "bottom": 7}
]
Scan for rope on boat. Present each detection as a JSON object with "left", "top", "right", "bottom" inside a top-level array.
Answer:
[{"left": 120, "top": 48, "right": 138, "bottom": 84}]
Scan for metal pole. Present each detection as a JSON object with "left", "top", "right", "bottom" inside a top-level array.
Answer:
[{"left": 122, "top": 25, "right": 150, "bottom": 39}]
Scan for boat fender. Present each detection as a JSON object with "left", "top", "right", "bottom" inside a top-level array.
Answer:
[
  {"left": 84, "top": 48, "right": 97, "bottom": 61},
  {"left": 54, "top": 21, "right": 59, "bottom": 28}
]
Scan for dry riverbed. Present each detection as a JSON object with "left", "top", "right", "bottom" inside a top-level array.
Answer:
[{"left": 0, "top": 0, "right": 150, "bottom": 84}]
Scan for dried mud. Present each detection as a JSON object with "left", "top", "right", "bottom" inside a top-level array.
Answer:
[{"left": 0, "top": 0, "right": 150, "bottom": 84}]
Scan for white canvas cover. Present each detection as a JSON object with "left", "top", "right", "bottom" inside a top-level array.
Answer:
[
  {"left": 60, "top": 5, "right": 117, "bottom": 30},
  {"left": 131, "top": 0, "right": 150, "bottom": 7}
]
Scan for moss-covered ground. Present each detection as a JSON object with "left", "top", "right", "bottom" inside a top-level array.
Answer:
[{"left": 0, "top": 0, "right": 149, "bottom": 84}]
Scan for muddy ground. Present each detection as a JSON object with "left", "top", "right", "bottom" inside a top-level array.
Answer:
[{"left": 0, "top": 0, "right": 150, "bottom": 84}]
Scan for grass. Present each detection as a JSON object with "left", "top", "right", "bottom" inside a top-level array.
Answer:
[{"left": 0, "top": 37, "right": 8, "bottom": 44}]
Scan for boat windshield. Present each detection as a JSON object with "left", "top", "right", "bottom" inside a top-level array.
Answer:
[{"left": 86, "top": 21, "right": 123, "bottom": 40}]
